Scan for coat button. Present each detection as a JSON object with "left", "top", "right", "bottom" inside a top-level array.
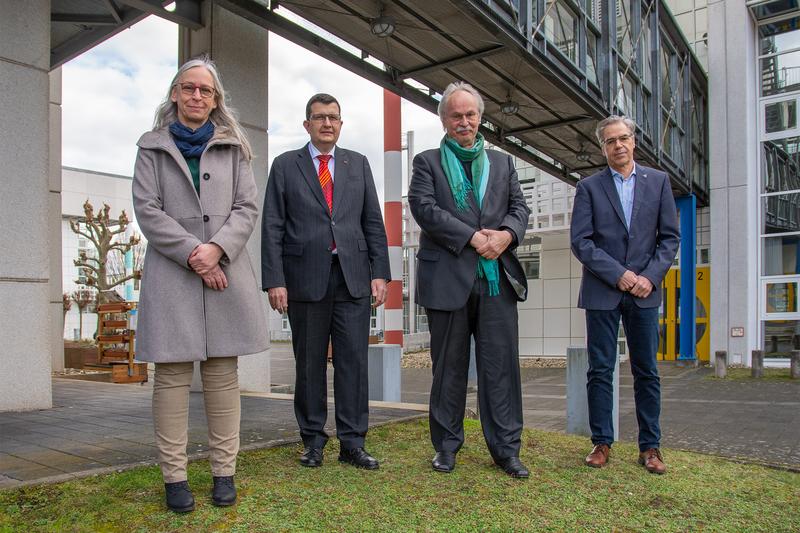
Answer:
[
  {"left": 203, "top": 173, "right": 210, "bottom": 180},
  {"left": 331, "top": 221, "right": 336, "bottom": 226},
  {"left": 203, "top": 215, "right": 209, "bottom": 222}
]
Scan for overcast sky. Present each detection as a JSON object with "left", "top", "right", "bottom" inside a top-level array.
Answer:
[{"left": 61, "top": 14, "right": 447, "bottom": 198}]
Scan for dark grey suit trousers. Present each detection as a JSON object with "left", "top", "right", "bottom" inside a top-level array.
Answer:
[
  {"left": 287, "top": 256, "right": 371, "bottom": 450},
  {"left": 426, "top": 274, "right": 523, "bottom": 460}
]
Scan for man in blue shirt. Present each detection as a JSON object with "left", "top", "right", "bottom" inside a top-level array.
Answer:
[{"left": 570, "top": 116, "right": 680, "bottom": 474}]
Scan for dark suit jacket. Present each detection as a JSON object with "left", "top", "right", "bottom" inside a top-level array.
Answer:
[
  {"left": 570, "top": 164, "right": 680, "bottom": 310},
  {"left": 408, "top": 148, "right": 531, "bottom": 311},
  {"left": 261, "top": 144, "right": 390, "bottom": 301}
]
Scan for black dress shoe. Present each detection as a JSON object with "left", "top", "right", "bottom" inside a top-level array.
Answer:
[
  {"left": 431, "top": 451, "right": 456, "bottom": 473},
  {"left": 495, "top": 457, "right": 530, "bottom": 478},
  {"left": 300, "top": 447, "right": 324, "bottom": 467},
  {"left": 211, "top": 476, "right": 237, "bottom": 507},
  {"left": 338, "top": 447, "right": 380, "bottom": 470},
  {"left": 164, "top": 481, "right": 195, "bottom": 513}
]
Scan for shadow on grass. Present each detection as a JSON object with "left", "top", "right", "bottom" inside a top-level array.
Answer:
[{"left": 1, "top": 419, "right": 798, "bottom": 532}]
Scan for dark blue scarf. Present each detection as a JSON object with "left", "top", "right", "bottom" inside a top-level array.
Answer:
[{"left": 169, "top": 121, "right": 214, "bottom": 158}]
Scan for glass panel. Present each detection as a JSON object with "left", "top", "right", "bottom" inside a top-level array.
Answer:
[
  {"left": 766, "top": 282, "right": 798, "bottom": 312},
  {"left": 762, "top": 193, "right": 800, "bottom": 234},
  {"left": 616, "top": 71, "right": 636, "bottom": 118},
  {"left": 760, "top": 49, "right": 800, "bottom": 97},
  {"left": 585, "top": 0, "right": 601, "bottom": 26},
  {"left": 661, "top": 44, "right": 673, "bottom": 108},
  {"left": 675, "top": 60, "right": 684, "bottom": 124},
  {"left": 762, "top": 136, "right": 800, "bottom": 193},
  {"left": 763, "top": 319, "right": 800, "bottom": 357},
  {"left": 616, "top": 0, "right": 633, "bottom": 64},
  {"left": 642, "top": 90, "right": 652, "bottom": 137},
  {"left": 765, "top": 99, "right": 798, "bottom": 133},
  {"left": 586, "top": 31, "right": 598, "bottom": 85},
  {"left": 641, "top": 16, "right": 652, "bottom": 88},
  {"left": 691, "top": 92, "right": 705, "bottom": 150},
  {"left": 763, "top": 234, "right": 800, "bottom": 275},
  {"left": 545, "top": 0, "right": 579, "bottom": 63},
  {"left": 662, "top": 112, "right": 673, "bottom": 156},
  {"left": 752, "top": 1, "right": 800, "bottom": 24}
]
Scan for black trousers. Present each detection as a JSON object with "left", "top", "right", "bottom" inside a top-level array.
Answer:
[
  {"left": 287, "top": 257, "right": 371, "bottom": 450},
  {"left": 426, "top": 275, "right": 523, "bottom": 460}
]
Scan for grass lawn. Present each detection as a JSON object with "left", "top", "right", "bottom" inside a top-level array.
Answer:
[
  {"left": 708, "top": 368, "right": 800, "bottom": 381},
  {"left": 1, "top": 419, "right": 798, "bottom": 532}
]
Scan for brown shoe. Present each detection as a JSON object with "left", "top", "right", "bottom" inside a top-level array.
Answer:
[
  {"left": 638, "top": 448, "right": 667, "bottom": 474},
  {"left": 585, "top": 444, "right": 610, "bottom": 468}
]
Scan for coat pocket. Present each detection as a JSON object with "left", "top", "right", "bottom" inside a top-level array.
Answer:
[
  {"left": 417, "top": 248, "right": 440, "bottom": 261},
  {"left": 358, "top": 239, "right": 369, "bottom": 251},
  {"left": 283, "top": 243, "right": 304, "bottom": 256}
]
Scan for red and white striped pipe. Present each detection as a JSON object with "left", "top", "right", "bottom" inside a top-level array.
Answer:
[{"left": 383, "top": 89, "right": 403, "bottom": 346}]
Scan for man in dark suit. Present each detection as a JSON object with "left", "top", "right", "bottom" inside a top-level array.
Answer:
[
  {"left": 408, "top": 82, "right": 531, "bottom": 478},
  {"left": 261, "top": 93, "right": 390, "bottom": 470},
  {"left": 570, "top": 115, "right": 680, "bottom": 474}
]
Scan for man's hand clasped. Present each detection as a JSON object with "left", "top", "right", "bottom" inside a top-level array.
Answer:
[
  {"left": 189, "top": 243, "right": 228, "bottom": 291},
  {"left": 471, "top": 228, "right": 513, "bottom": 260},
  {"left": 616, "top": 269, "right": 653, "bottom": 298}
]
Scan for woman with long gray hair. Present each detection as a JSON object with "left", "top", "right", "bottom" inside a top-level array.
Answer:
[{"left": 132, "top": 56, "right": 267, "bottom": 512}]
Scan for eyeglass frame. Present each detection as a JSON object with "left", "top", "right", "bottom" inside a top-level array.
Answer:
[
  {"left": 601, "top": 133, "right": 635, "bottom": 147},
  {"left": 308, "top": 113, "right": 342, "bottom": 124},
  {"left": 176, "top": 82, "right": 216, "bottom": 99}
]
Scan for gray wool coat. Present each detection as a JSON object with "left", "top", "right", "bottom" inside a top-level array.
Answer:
[{"left": 132, "top": 126, "right": 268, "bottom": 363}]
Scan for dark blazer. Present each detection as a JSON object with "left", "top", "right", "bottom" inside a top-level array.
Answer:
[
  {"left": 570, "top": 164, "right": 680, "bottom": 310},
  {"left": 261, "top": 144, "right": 390, "bottom": 301},
  {"left": 408, "top": 148, "right": 531, "bottom": 311}
]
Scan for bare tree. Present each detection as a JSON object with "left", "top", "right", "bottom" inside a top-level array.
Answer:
[
  {"left": 106, "top": 238, "right": 146, "bottom": 290},
  {"left": 71, "top": 290, "right": 95, "bottom": 340},
  {"left": 69, "top": 200, "right": 142, "bottom": 305}
]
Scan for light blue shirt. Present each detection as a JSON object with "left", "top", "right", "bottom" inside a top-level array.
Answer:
[
  {"left": 308, "top": 143, "right": 336, "bottom": 181},
  {"left": 611, "top": 164, "right": 637, "bottom": 229}
]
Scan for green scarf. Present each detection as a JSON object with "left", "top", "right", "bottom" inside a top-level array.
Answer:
[{"left": 440, "top": 134, "right": 500, "bottom": 296}]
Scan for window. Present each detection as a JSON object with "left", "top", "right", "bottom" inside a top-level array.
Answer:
[{"left": 544, "top": 0, "right": 579, "bottom": 63}]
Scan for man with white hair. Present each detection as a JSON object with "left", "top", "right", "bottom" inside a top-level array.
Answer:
[
  {"left": 570, "top": 115, "right": 679, "bottom": 474},
  {"left": 408, "top": 81, "right": 531, "bottom": 478}
]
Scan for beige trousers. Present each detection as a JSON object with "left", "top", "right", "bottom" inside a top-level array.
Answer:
[{"left": 152, "top": 357, "right": 240, "bottom": 483}]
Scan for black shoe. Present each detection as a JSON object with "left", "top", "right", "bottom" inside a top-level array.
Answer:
[
  {"left": 164, "top": 481, "right": 195, "bottom": 513},
  {"left": 211, "top": 476, "right": 237, "bottom": 507},
  {"left": 338, "top": 447, "right": 380, "bottom": 470},
  {"left": 495, "top": 457, "right": 530, "bottom": 479},
  {"left": 431, "top": 451, "right": 456, "bottom": 473},
  {"left": 300, "top": 447, "right": 324, "bottom": 467}
]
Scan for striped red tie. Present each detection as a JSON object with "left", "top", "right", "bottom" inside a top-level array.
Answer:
[{"left": 317, "top": 154, "right": 333, "bottom": 213}]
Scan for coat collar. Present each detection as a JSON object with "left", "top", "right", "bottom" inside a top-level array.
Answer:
[
  {"left": 599, "top": 166, "right": 628, "bottom": 231},
  {"left": 137, "top": 126, "right": 241, "bottom": 194}
]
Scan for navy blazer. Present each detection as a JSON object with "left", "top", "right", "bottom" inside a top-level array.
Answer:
[
  {"left": 261, "top": 144, "right": 390, "bottom": 302},
  {"left": 408, "top": 148, "right": 530, "bottom": 311},
  {"left": 570, "top": 164, "right": 680, "bottom": 310}
]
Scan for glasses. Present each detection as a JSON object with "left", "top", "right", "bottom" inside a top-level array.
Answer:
[
  {"left": 308, "top": 113, "right": 341, "bottom": 123},
  {"left": 178, "top": 83, "right": 215, "bottom": 99},
  {"left": 448, "top": 111, "right": 479, "bottom": 122},
  {"left": 602, "top": 133, "right": 634, "bottom": 147}
]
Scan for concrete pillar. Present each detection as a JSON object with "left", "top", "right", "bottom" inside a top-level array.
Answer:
[
  {"left": 751, "top": 349, "right": 764, "bottom": 378},
  {"left": 714, "top": 350, "right": 727, "bottom": 378},
  {"left": 566, "top": 346, "right": 619, "bottom": 441},
  {"left": 180, "top": 2, "right": 271, "bottom": 392},
  {"left": 791, "top": 350, "right": 800, "bottom": 380},
  {"left": 708, "top": 0, "right": 759, "bottom": 368},
  {"left": 0, "top": 0, "right": 53, "bottom": 410},
  {"left": 368, "top": 344, "right": 401, "bottom": 402},
  {"left": 49, "top": 67, "right": 64, "bottom": 372}
]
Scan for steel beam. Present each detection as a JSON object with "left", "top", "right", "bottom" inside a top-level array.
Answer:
[
  {"left": 51, "top": 13, "right": 120, "bottom": 25},
  {"left": 397, "top": 45, "right": 505, "bottom": 80},
  {"left": 116, "top": 0, "right": 203, "bottom": 30}
]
